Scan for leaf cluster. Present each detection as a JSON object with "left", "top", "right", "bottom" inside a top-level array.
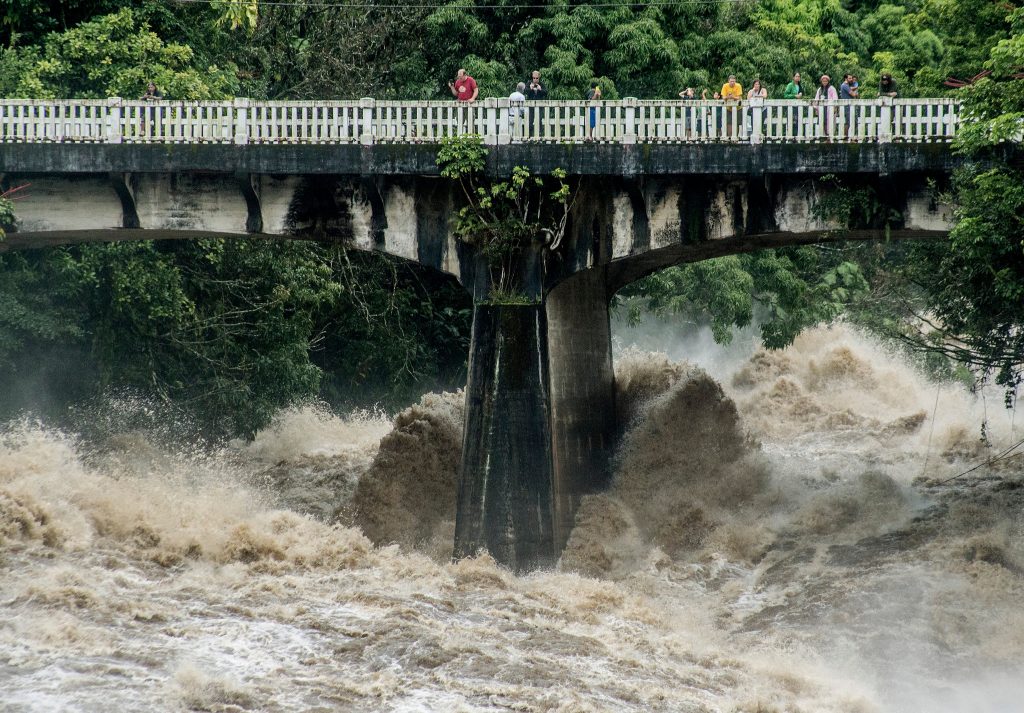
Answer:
[
  {"left": 438, "top": 135, "right": 572, "bottom": 302},
  {"left": 1, "top": 8, "right": 235, "bottom": 99}
]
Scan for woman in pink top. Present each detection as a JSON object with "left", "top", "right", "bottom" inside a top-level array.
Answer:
[{"left": 814, "top": 74, "right": 838, "bottom": 138}]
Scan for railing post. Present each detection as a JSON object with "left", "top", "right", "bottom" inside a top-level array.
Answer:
[
  {"left": 359, "top": 97, "right": 375, "bottom": 146},
  {"left": 106, "top": 96, "right": 122, "bottom": 144},
  {"left": 622, "top": 97, "right": 638, "bottom": 144},
  {"left": 878, "top": 97, "right": 893, "bottom": 144},
  {"left": 750, "top": 97, "right": 764, "bottom": 144},
  {"left": 483, "top": 97, "right": 499, "bottom": 145},
  {"left": 948, "top": 99, "right": 961, "bottom": 142},
  {"left": 233, "top": 97, "right": 250, "bottom": 145},
  {"left": 497, "top": 98, "right": 513, "bottom": 145}
]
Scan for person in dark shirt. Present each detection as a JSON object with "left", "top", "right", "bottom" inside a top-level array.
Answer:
[
  {"left": 678, "top": 87, "right": 697, "bottom": 138},
  {"left": 525, "top": 71, "right": 547, "bottom": 100},
  {"left": 524, "top": 70, "right": 547, "bottom": 134},
  {"left": 840, "top": 73, "right": 858, "bottom": 139},
  {"left": 879, "top": 74, "right": 898, "bottom": 98},
  {"left": 140, "top": 82, "right": 163, "bottom": 101}
]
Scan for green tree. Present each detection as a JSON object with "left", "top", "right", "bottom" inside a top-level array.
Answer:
[
  {"left": 5, "top": 8, "right": 235, "bottom": 99},
  {"left": 620, "top": 248, "right": 869, "bottom": 347},
  {"left": 437, "top": 135, "right": 573, "bottom": 302},
  {"left": 891, "top": 6, "right": 1024, "bottom": 393}
]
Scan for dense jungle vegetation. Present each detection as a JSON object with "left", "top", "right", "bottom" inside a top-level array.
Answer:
[{"left": 1, "top": 0, "right": 1022, "bottom": 437}]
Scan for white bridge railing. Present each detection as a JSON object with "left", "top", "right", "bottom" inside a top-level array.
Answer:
[{"left": 0, "top": 97, "right": 960, "bottom": 145}]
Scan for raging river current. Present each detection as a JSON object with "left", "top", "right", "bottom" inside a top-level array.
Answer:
[{"left": 2, "top": 324, "right": 1023, "bottom": 712}]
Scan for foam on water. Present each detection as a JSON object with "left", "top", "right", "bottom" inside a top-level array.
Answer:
[{"left": 1, "top": 324, "right": 1023, "bottom": 711}]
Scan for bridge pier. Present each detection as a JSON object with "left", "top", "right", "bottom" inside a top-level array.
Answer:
[{"left": 454, "top": 269, "right": 615, "bottom": 571}]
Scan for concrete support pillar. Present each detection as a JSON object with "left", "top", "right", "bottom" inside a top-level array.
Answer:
[
  {"left": 454, "top": 268, "right": 616, "bottom": 572},
  {"left": 545, "top": 268, "right": 615, "bottom": 551},
  {"left": 455, "top": 303, "right": 557, "bottom": 571}
]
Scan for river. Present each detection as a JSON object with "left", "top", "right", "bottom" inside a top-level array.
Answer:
[{"left": 2, "top": 324, "right": 1022, "bottom": 712}]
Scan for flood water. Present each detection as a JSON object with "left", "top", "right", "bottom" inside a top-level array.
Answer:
[{"left": 2, "top": 324, "right": 1022, "bottom": 712}]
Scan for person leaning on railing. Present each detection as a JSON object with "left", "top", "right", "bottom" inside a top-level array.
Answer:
[
  {"left": 746, "top": 79, "right": 767, "bottom": 136},
  {"left": 840, "top": 73, "right": 858, "bottom": 139},
  {"left": 137, "top": 82, "right": 163, "bottom": 138},
  {"left": 524, "top": 70, "right": 546, "bottom": 138},
  {"left": 878, "top": 73, "right": 899, "bottom": 140},
  {"left": 678, "top": 87, "right": 698, "bottom": 139},
  {"left": 879, "top": 74, "right": 898, "bottom": 98},
  {"left": 720, "top": 74, "right": 743, "bottom": 139},
  {"left": 140, "top": 82, "right": 162, "bottom": 101},
  {"left": 585, "top": 82, "right": 602, "bottom": 141}
]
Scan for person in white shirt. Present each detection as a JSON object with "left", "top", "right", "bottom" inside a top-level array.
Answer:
[{"left": 508, "top": 82, "right": 527, "bottom": 138}]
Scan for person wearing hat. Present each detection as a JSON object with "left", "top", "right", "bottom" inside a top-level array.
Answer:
[{"left": 879, "top": 74, "right": 898, "bottom": 98}]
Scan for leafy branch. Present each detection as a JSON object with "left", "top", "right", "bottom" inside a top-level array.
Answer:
[{"left": 437, "top": 134, "right": 574, "bottom": 303}]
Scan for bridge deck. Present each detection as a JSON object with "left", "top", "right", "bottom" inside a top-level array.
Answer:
[{"left": 0, "top": 98, "right": 958, "bottom": 146}]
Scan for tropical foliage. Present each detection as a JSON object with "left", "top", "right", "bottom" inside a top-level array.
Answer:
[{"left": 437, "top": 135, "right": 572, "bottom": 302}]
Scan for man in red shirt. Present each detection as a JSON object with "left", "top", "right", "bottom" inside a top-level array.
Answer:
[{"left": 448, "top": 69, "right": 479, "bottom": 102}]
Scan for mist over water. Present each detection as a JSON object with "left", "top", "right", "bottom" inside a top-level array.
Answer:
[{"left": 2, "top": 321, "right": 1023, "bottom": 712}]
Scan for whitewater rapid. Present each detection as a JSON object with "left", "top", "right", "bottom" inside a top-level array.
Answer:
[{"left": 2, "top": 324, "right": 1022, "bottom": 712}]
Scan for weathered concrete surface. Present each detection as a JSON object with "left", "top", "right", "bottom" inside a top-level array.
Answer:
[
  {"left": 455, "top": 304, "right": 556, "bottom": 571},
  {"left": 2, "top": 173, "right": 956, "bottom": 291},
  {"left": 545, "top": 269, "right": 615, "bottom": 552},
  {"left": 0, "top": 142, "right": 975, "bottom": 177},
  {"left": 453, "top": 270, "right": 616, "bottom": 570}
]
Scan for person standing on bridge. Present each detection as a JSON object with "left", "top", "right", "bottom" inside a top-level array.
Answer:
[
  {"left": 814, "top": 74, "right": 838, "bottom": 139},
  {"left": 678, "top": 86, "right": 698, "bottom": 139},
  {"left": 783, "top": 72, "right": 804, "bottom": 100},
  {"left": 879, "top": 73, "right": 898, "bottom": 98},
  {"left": 449, "top": 69, "right": 478, "bottom": 103},
  {"left": 585, "top": 82, "right": 602, "bottom": 141},
  {"left": 140, "top": 82, "right": 163, "bottom": 101},
  {"left": 720, "top": 74, "right": 743, "bottom": 101},
  {"left": 746, "top": 79, "right": 767, "bottom": 137},
  {"left": 526, "top": 71, "right": 547, "bottom": 101},
  {"left": 840, "top": 73, "right": 859, "bottom": 139},
  {"left": 138, "top": 82, "right": 163, "bottom": 139},
  {"left": 508, "top": 82, "right": 527, "bottom": 139},
  {"left": 525, "top": 70, "right": 547, "bottom": 139},
  {"left": 720, "top": 74, "right": 743, "bottom": 139},
  {"left": 783, "top": 72, "right": 804, "bottom": 138},
  {"left": 449, "top": 68, "right": 478, "bottom": 133}
]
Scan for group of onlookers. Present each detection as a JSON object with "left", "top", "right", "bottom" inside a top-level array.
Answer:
[
  {"left": 679, "top": 71, "right": 898, "bottom": 103},
  {"left": 451, "top": 66, "right": 904, "bottom": 139},
  {"left": 451, "top": 67, "right": 900, "bottom": 107}
]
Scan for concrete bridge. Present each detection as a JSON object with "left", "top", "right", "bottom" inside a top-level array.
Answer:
[{"left": 1, "top": 98, "right": 963, "bottom": 570}]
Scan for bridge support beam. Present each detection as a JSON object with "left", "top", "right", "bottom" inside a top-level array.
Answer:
[{"left": 454, "top": 269, "right": 615, "bottom": 571}]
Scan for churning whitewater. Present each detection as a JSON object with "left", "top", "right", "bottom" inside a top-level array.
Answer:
[{"left": 2, "top": 325, "right": 1023, "bottom": 712}]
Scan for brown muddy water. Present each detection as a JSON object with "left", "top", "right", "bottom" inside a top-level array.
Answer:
[{"left": 2, "top": 325, "right": 1023, "bottom": 712}]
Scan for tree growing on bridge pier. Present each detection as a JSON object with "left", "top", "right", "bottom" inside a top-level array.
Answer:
[{"left": 437, "top": 135, "right": 573, "bottom": 304}]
